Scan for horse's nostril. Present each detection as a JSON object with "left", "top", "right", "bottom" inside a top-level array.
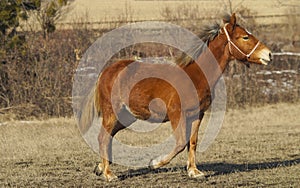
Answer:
[{"left": 269, "top": 53, "right": 272, "bottom": 61}]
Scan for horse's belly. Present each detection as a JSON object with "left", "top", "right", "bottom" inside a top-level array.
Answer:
[
  {"left": 129, "top": 101, "right": 169, "bottom": 123},
  {"left": 125, "top": 78, "right": 175, "bottom": 122}
]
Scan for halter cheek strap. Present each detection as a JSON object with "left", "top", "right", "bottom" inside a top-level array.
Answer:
[{"left": 223, "top": 24, "right": 260, "bottom": 59}]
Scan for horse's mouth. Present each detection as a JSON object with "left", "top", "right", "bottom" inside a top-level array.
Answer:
[
  {"left": 259, "top": 58, "right": 270, "bottom": 65},
  {"left": 258, "top": 49, "right": 272, "bottom": 65},
  {"left": 242, "top": 58, "right": 270, "bottom": 67}
]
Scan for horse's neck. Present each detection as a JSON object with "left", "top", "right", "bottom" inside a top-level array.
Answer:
[
  {"left": 208, "top": 36, "right": 231, "bottom": 74},
  {"left": 197, "top": 36, "right": 230, "bottom": 88}
]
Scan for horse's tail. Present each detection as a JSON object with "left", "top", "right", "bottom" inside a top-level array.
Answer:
[{"left": 77, "top": 83, "right": 100, "bottom": 134}]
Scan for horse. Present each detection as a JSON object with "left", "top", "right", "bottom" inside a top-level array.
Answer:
[{"left": 78, "top": 13, "right": 272, "bottom": 181}]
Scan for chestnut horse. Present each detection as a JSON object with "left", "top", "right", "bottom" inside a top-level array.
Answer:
[{"left": 78, "top": 13, "right": 272, "bottom": 181}]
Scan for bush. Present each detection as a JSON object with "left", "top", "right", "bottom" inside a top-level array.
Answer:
[{"left": 0, "top": 29, "right": 97, "bottom": 118}]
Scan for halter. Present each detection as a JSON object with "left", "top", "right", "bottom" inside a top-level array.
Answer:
[{"left": 223, "top": 24, "right": 260, "bottom": 59}]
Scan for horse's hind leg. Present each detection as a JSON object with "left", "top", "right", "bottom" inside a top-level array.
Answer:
[
  {"left": 94, "top": 113, "right": 125, "bottom": 182},
  {"left": 186, "top": 113, "right": 205, "bottom": 178},
  {"left": 149, "top": 110, "right": 187, "bottom": 169}
]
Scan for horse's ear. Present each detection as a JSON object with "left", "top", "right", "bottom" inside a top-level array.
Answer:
[
  {"left": 229, "top": 13, "right": 237, "bottom": 26},
  {"left": 226, "top": 13, "right": 237, "bottom": 32}
]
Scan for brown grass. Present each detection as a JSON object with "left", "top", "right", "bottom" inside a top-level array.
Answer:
[
  {"left": 0, "top": 103, "right": 299, "bottom": 187},
  {"left": 58, "top": 0, "right": 299, "bottom": 26}
]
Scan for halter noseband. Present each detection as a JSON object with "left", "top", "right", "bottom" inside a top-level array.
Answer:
[{"left": 223, "top": 24, "right": 260, "bottom": 59}]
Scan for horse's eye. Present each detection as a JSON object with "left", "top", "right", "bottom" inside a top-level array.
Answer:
[{"left": 243, "top": 36, "right": 249, "bottom": 40}]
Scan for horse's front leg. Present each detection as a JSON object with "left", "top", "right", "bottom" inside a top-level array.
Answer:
[
  {"left": 187, "top": 113, "right": 205, "bottom": 178},
  {"left": 149, "top": 110, "right": 187, "bottom": 169}
]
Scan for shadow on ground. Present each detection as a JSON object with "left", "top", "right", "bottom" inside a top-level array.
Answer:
[{"left": 117, "top": 158, "right": 300, "bottom": 180}]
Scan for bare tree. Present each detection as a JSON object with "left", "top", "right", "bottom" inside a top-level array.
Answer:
[
  {"left": 223, "top": 0, "right": 245, "bottom": 14},
  {"left": 34, "top": 0, "right": 73, "bottom": 39}
]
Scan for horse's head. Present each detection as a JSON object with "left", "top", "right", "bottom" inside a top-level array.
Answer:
[{"left": 223, "top": 13, "right": 272, "bottom": 67}]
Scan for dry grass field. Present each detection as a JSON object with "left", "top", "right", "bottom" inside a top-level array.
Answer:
[
  {"left": 22, "top": 0, "right": 298, "bottom": 30},
  {"left": 1, "top": 103, "right": 299, "bottom": 187},
  {"left": 64, "top": 0, "right": 299, "bottom": 23}
]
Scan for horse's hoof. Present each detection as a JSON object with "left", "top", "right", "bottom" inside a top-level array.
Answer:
[
  {"left": 104, "top": 173, "right": 118, "bottom": 182},
  {"left": 149, "top": 158, "right": 160, "bottom": 169},
  {"left": 148, "top": 160, "right": 156, "bottom": 169},
  {"left": 149, "top": 155, "right": 167, "bottom": 169},
  {"left": 188, "top": 168, "right": 205, "bottom": 179},
  {"left": 94, "top": 164, "right": 103, "bottom": 176}
]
